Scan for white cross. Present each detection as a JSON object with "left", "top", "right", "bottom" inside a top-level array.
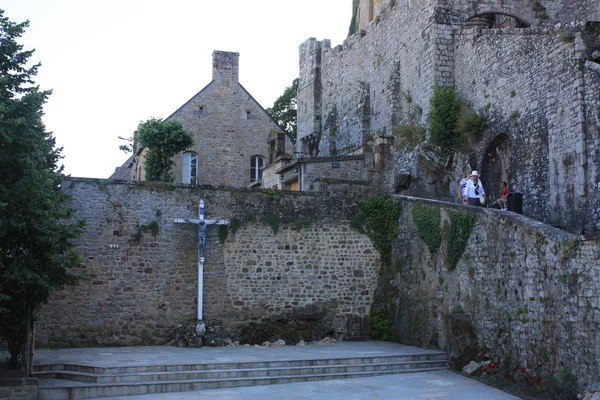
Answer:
[{"left": 174, "top": 200, "right": 229, "bottom": 320}]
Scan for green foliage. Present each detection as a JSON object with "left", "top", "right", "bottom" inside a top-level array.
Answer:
[
  {"left": 0, "top": 10, "right": 85, "bottom": 368},
  {"left": 264, "top": 213, "right": 280, "bottom": 234},
  {"left": 369, "top": 304, "right": 394, "bottom": 341},
  {"left": 426, "top": 83, "right": 486, "bottom": 151},
  {"left": 558, "top": 29, "right": 575, "bottom": 43},
  {"left": 136, "top": 117, "right": 195, "bottom": 182},
  {"left": 447, "top": 212, "right": 477, "bottom": 271},
  {"left": 218, "top": 225, "right": 229, "bottom": 242},
  {"left": 392, "top": 124, "right": 425, "bottom": 149},
  {"left": 229, "top": 217, "right": 242, "bottom": 235},
  {"left": 427, "top": 83, "right": 461, "bottom": 147},
  {"left": 132, "top": 221, "right": 160, "bottom": 243},
  {"left": 510, "top": 109, "right": 520, "bottom": 126},
  {"left": 412, "top": 203, "right": 442, "bottom": 254},
  {"left": 454, "top": 103, "right": 486, "bottom": 150},
  {"left": 263, "top": 188, "right": 277, "bottom": 200},
  {"left": 354, "top": 195, "right": 401, "bottom": 265},
  {"left": 267, "top": 78, "right": 298, "bottom": 140},
  {"left": 294, "top": 218, "right": 311, "bottom": 230},
  {"left": 117, "top": 136, "right": 134, "bottom": 153}
]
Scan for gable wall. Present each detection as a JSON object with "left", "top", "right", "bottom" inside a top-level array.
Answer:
[{"left": 167, "top": 83, "right": 285, "bottom": 187}]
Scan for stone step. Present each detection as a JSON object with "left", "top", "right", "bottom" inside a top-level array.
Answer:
[
  {"left": 35, "top": 350, "right": 450, "bottom": 399},
  {"left": 36, "top": 359, "right": 449, "bottom": 384},
  {"left": 35, "top": 351, "right": 448, "bottom": 374}
]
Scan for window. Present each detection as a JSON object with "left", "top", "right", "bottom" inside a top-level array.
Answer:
[
  {"left": 199, "top": 106, "right": 204, "bottom": 115},
  {"left": 182, "top": 152, "right": 198, "bottom": 184},
  {"left": 250, "top": 155, "right": 265, "bottom": 181},
  {"left": 246, "top": 111, "right": 251, "bottom": 120}
]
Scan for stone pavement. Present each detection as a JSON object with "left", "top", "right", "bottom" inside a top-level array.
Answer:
[{"left": 34, "top": 341, "right": 520, "bottom": 399}]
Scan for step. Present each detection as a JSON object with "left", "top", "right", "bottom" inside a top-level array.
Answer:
[
  {"left": 34, "top": 351, "right": 448, "bottom": 375},
  {"left": 37, "top": 367, "right": 449, "bottom": 399},
  {"left": 35, "top": 358, "right": 449, "bottom": 383},
  {"left": 35, "top": 348, "right": 450, "bottom": 399}
]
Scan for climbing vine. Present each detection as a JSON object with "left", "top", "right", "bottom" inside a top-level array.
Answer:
[
  {"left": 353, "top": 195, "right": 401, "bottom": 265},
  {"left": 412, "top": 203, "right": 442, "bottom": 254},
  {"left": 447, "top": 212, "right": 477, "bottom": 271}
]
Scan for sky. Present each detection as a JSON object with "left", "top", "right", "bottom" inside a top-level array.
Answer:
[{"left": 2, "top": 0, "right": 352, "bottom": 178}]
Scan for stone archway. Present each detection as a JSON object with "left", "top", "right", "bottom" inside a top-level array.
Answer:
[
  {"left": 480, "top": 133, "right": 511, "bottom": 203},
  {"left": 465, "top": 12, "right": 530, "bottom": 29}
]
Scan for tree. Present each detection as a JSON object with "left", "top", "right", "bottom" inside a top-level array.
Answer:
[
  {"left": 136, "top": 117, "right": 194, "bottom": 182},
  {"left": 267, "top": 78, "right": 298, "bottom": 140},
  {"left": 0, "top": 10, "right": 85, "bottom": 370}
]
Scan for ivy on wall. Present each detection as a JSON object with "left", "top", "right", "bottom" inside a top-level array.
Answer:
[
  {"left": 352, "top": 195, "right": 401, "bottom": 265},
  {"left": 447, "top": 212, "right": 477, "bottom": 271},
  {"left": 352, "top": 195, "right": 401, "bottom": 342},
  {"left": 412, "top": 203, "right": 442, "bottom": 254}
]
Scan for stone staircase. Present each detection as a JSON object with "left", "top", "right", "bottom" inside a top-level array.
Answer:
[{"left": 35, "top": 351, "right": 449, "bottom": 399}]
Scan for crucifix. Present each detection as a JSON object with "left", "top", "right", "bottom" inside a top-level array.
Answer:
[{"left": 174, "top": 200, "right": 229, "bottom": 320}]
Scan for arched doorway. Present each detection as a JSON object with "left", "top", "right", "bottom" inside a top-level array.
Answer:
[
  {"left": 465, "top": 13, "right": 530, "bottom": 29},
  {"left": 480, "top": 133, "right": 511, "bottom": 204}
]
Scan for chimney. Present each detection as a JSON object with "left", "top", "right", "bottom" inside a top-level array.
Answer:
[{"left": 212, "top": 50, "right": 239, "bottom": 83}]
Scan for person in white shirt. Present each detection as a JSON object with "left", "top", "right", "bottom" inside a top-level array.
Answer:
[
  {"left": 458, "top": 171, "right": 470, "bottom": 204},
  {"left": 463, "top": 170, "right": 486, "bottom": 206}
]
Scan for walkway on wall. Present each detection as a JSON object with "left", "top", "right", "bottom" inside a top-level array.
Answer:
[
  {"left": 393, "top": 194, "right": 579, "bottom": 241},
  {"left": 33, "top": 341, "right": 518, "bottom": 399}
]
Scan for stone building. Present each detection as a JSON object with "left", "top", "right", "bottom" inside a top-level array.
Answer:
[
  {"left": 118, "top": 51, "right": 293, "bottom": 188},
  {"left": 298, "top": 0, "right": 600, "bottom": 234}
]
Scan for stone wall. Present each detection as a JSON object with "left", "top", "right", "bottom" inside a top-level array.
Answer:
[
  {"left": 0, "top": 378, "right": 37, "bottom": 400},
  {"left": 353, "top": 0, "right": 598, "bottom": 31},
  {"left": 298, "top": 0, "right": 600, "bottom": 233},
  {"left": 35, "top": 179, "right": 380, "bottom": 347},
  {"left": 391, "top": 195, "right": 600, "bottom": 388}
]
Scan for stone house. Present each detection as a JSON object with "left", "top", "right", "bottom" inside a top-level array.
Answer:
[
  {"left": 114, "top": 51, "right": 294, "bottom": 188},
  {"left": 298, "top": 0, "right": 600, "bottom": 234}
]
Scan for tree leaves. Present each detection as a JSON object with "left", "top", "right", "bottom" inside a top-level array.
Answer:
[
  {"left": 0, "top": 9, "right": 85, "bottom": 368},
  {"left": 136, "top": 117, "right": 195, "bottom": 181},
  {"left": 267, "top": 78, "right": 298, "bottom": 140}
]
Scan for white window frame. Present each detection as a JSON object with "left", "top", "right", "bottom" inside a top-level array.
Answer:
[
  {"left": 182, "top": 152, "right": 198, "bottom": 184},
  {"left": 250, "top": 155, "right": 265, "bottom": 182}
]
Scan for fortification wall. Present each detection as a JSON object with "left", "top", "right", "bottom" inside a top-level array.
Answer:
[
  {"left": 584, "top": 58, "right": 600, "bottom": 233},
  {"left": 391, "top": 195, "right": 600, "bottom": 388},
  {"left": 35, "top": 180, "right": 380, "bottom": 347},
  {"left": 453, "top": 27, "right": 587, "bottom": 231},
  {"left": 298, "top": 0, "right": 437, "bottom": 160},
  {"left": 356, "top": 0, "right": 596, "bottom": 29}
]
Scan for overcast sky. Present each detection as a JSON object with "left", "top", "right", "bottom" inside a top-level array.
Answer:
[{"left": 3, "top": 1, "right": 351, "bottom": 178}]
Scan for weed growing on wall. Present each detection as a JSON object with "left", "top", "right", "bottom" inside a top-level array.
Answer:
[
  {"left": 132, "top": 220, "right": 160, "bottom": 243},
  {"left": 412, "top": 203, "right": 442, "bottom": 254},
  {"left": 447, "top": 212, "right": 478, "bottom": 271},
  {"left": 353, "top": 195, "right": 401, "bottom": 341},
  {"left": 392, "top": 124, "right": 426, "bottom": 149},
  {"left": 427, "top": 83, "right": 461, "bottom": 148},
  {"left": 370, "top": 305, "right": 394, "bottom": 341},
  {"left": 558, "top": 29, "right": 575, "bottom": 43},
  {"left": 264, "top": 213, "right": 280, "bottom": 234},
  {"left": 427, "top": 83, "right": 485, "bottom": 151}
]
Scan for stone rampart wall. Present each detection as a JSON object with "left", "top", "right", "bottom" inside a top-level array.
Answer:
[
  {"left": 35, "top": 180, "right": 380, "bottom": 347},
  {"left": 391, "top": 195, "right": 600, "bottom": 387},
  {"left": 454, "top": 27, "right": 583, "bottom": 230}
]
